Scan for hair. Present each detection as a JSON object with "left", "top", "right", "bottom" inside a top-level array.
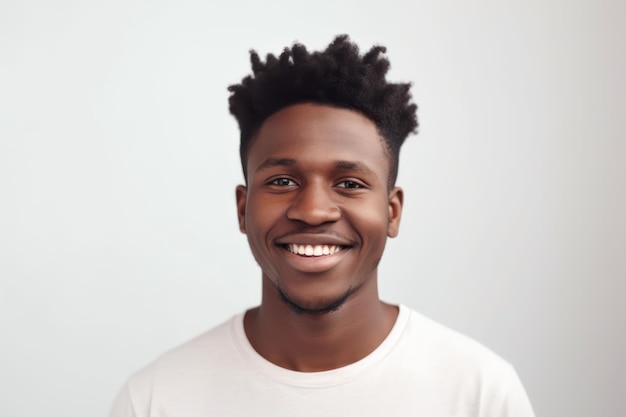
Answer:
[{"left": 228, "top": 34, "right": 418, "bottom": 187}]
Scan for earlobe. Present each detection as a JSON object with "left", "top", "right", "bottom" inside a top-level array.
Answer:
[
  {"left": 235, "top": 185, "right": 247, "bottom": 234},
  {"left": 387, "top": 186, "right": 403, "bottom": 238}
]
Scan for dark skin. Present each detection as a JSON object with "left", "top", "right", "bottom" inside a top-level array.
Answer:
[{"left": 236, "top": 103, "right": 403, "bottom": 372}]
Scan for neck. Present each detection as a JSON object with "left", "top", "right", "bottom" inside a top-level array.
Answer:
[{"left": 243, "top": 276, "right": 398, "bottom": 372}]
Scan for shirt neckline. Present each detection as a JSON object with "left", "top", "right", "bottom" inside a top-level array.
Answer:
[{"left": 230, "top": 304, "right": 410, "bottom": 387}]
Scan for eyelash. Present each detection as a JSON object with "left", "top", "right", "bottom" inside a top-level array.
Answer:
[
  {"left": 336, "top": 180, "right": 362, "bottom": 189},
  {"left": 270, "top": 178, "right": 297, "bottom": 187},
  {"left": 268, "top": 178, "right": 364, "bottom": 189}
]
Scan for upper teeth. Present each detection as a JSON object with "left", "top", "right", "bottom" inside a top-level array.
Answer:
[{"left": 287, "top": 244, "right": 342, "bottom": 256}]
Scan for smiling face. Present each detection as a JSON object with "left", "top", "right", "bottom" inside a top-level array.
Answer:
[{"left": 236, "top": 103, "right": 403, "bottom": 314}]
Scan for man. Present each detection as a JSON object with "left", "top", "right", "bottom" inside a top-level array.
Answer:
[{"left": 109, "top": 35, "right": 535, "bottom": 417}]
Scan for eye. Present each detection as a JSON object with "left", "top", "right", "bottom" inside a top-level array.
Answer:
[
  {"left": 270, "top": 178, "right": 296, "bottom": 187},
  {"left": 336, "top": 180, "right": 363, "bottom": 189}
]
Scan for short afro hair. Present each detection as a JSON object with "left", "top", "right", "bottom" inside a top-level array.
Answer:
[{"left": 228, "top": 34, "right": 418, "bottom": 186}]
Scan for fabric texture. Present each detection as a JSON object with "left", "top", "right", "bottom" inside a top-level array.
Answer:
[{"left": 109, "top": 305, "right": 535, "bottom": 417}]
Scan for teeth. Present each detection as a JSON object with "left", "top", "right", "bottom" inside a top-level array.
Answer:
[{"left": 287, "top": 244, "right": 343, "bottom": 257}]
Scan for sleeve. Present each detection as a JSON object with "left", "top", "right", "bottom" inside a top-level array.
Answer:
[
  {"left": 500, "top": 368, "right": 536, "bottom": 417},
  {"left": 108, "top": 382, "right": 138, "bottom": 417},
  {"left": 482, "top": 365, "right": 535, "bottom": 417}
]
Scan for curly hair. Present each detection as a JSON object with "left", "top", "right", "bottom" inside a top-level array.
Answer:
[{"left": 228, "top": 34, "right": 418, "bottom": 186}]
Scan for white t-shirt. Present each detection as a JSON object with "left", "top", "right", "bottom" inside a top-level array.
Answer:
[{"left": 109, "top": 305, "right": 535, "bottom": 417}]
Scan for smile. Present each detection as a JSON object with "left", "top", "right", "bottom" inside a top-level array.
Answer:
[{"left": 284, "top": 244, "right": 344, "bottom": 257}]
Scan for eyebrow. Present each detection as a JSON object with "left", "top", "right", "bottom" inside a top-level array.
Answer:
[
  {"left": 255, "top": 158, "right": 296, "bottom": 172},
  {"left": 335, "top": 161, "right": 377, "bottom": 178},
  {"left": 255, "top": 158, "right": 377, "bottom": 178}
]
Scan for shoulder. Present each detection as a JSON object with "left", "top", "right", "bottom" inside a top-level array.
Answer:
[
  {"left": 394, "top": 307, "right": 535, "bottom": 416},
  {"left": 401, "top": 307, "right": 513, "bottom": 372},
  {"left": 110, "top": 314, "right": 240, "bottom": 417},
  {"left": 136, "top": 315, "right": 234, "bottom": 375}
]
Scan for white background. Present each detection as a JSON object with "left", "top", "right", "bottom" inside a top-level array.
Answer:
[{"left": 1, "top": 1, "right": 624, "bottom": 416}]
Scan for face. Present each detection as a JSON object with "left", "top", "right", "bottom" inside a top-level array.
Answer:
[{"left": 236, "top": 103, "right": 403, "bottom": 314}]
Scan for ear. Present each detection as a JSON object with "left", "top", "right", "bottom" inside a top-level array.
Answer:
[
  {"left": 235, "top": 185, "right": 247, "bottom": 234},
  {"left": 387, "top": 186, "right": 403, "bottom": 238}
]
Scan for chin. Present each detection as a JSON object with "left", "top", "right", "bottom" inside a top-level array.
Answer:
[{"left": 277, "top": 286, "right": 355, "bottom": 316}]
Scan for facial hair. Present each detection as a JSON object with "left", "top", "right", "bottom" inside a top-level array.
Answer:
[{"left": 277, "top": 285, "right": 357, "bottom": 316}]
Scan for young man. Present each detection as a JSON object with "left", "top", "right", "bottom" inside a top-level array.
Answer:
[{"left": 110, "top": 35, "right": 535, "bottom": 417}]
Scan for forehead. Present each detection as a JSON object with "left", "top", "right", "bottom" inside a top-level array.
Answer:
[{"left": 246, "top": 103, "right": 389, "bottom": 175}]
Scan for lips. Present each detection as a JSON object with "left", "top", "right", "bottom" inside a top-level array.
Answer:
[
  {"left": 274, "top": 233, "right": 355, "bottom": 271},
  {"left": 285, "top": 244, "right": 344, "bottom": 257},
  {"left": 278, "top": 241, "right": 351, "bottom": 274}
]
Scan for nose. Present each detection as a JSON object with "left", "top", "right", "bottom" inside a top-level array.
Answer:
[{"left": 286, "top": 182, "right": 341, "bottom": 225}]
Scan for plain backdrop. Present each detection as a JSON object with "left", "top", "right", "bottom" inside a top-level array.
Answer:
[{"left": 1, "top": 1, "right": 624, "bottom": 416}]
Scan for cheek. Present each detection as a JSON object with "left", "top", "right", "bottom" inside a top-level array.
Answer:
[
  {"left": 350, "top": 199, "right": 390, "bottom": 243},
  {"left": 246, "top": 213, "right": 283, "bottom": 247},
  {"left": 244, "top": 194, "right": 284, "bottom": 254}
]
